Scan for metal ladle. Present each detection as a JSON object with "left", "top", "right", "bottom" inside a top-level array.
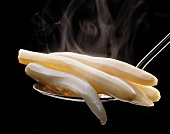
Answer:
[{"left": 33, "top": 33, "right": 170, "bottom": 102}]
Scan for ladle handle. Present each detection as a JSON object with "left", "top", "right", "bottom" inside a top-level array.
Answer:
[{"left": 136, "top": 33, "right": 170, "bottom": 70}]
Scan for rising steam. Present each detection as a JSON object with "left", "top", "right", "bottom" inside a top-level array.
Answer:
[{"left": 32, "top": 0, "right": 147, "bottom": 63}]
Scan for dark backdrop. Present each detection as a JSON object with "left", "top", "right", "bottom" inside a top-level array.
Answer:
[{"left": 14, "top": 0, "right": 170, "bottom": 133}]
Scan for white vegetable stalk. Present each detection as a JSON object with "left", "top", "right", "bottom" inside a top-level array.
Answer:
[
  {"left": 25, "top": 63, "right": 107, "bottom": 125},
  {"left": 50, "top": 52, "right": 158, "bottom": 86}
]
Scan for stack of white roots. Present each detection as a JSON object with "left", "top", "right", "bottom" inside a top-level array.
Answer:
[{"left": 18, "top": 49, "right": 161, "bottom": 125}]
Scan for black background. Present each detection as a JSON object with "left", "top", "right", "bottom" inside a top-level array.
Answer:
[{"left": 13, "top": 0, "right": 169, "bottom": 133}]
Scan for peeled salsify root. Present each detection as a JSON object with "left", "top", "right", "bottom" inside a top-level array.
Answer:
[
  {"left": 123, "top": 82, "right": 155, "bottom": 106},
  {"left": 25, "top": 63, "right": 107, "bottom": 125},
  {"left": 132, "top": 84, "right": 161, "bottom": 102},
  {"left": 18, "top": 49, "right": 137, "bottom": 102},
  {"left": 50, "top": 52, "right": 158, "bottom": 86}
]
